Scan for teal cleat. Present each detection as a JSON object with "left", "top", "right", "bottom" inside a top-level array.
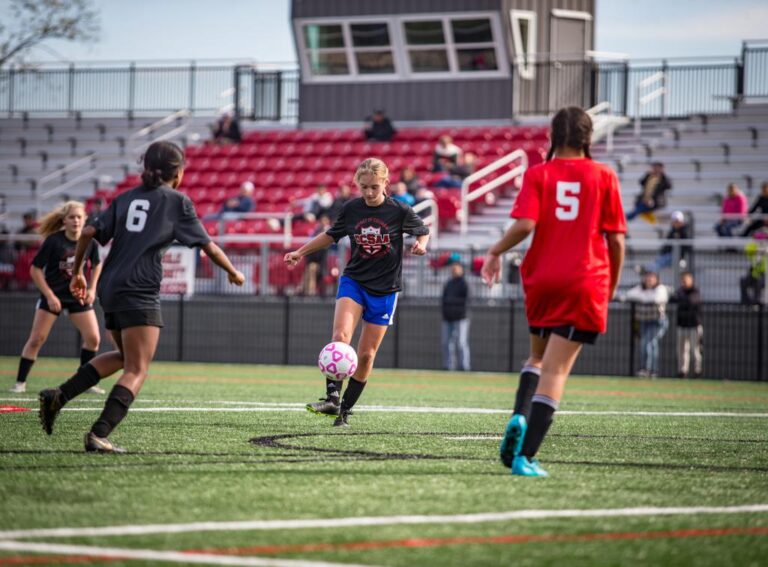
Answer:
[
  {"left": 499, "top": 414, "right": 527, "bottom": 468},
  {"left": 511, "top": 455, "right": 549, "bottom": 477}
]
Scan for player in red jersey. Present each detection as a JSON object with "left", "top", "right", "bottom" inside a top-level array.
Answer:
[{"left": 482, "top": 107, "right": 626, "bottom": 477}]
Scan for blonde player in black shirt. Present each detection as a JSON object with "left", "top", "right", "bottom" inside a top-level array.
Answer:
[
  {"left": 285, "top": 158, "right": 430, "bottom": 427},
  {"left": 10, "top": 201, "right": 103, "bottom": 394},
  {"left": 38, "top": 141, "right": 245, "bottom": 453}
]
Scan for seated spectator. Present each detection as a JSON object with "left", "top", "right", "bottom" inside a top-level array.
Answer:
[
  {"left": 626, "top": 162, "right": 672, "bottom": 223},
  {"left": 392, "top": 182, "right": 415, "bottom": 206},
  {"left": 86, "top": 197, "right": 106, "bottom": 226},
  {"left": 714, "top": 183, "right": 748, "bottom": 237},
  {"left": 740, "top": 239, "right": 767, "bottom": 304},
  {"left": 363, "top": 109, "right": 396, "bottom": 142},
  {"left": 15, "top": 211, "right": 38, "bottom": 251},
  {"left": 220, "top": 181, "right": 255, "bottom": 215},
  {"left": 741, "top": 181, "right": 768, "bottom": 237},
  {"left": 432, "top": 135, "right": 463, "bottom": 172},
  {"left": 300, "top": 184, "right": 334, "bottom": 223},
  {"left": 653, "top": 210, "right": 692, "bottom": 271},
  {"left": 435, "top": 152, "right": 477, "bottom": 189},
  {"left": 211, "top": 112, "right": 242, "bottom": 145},
  {"left": 399, "top": 166, "right": 422, "bottom": 196},
  {"left": 328, "top": 184, "right": 353, "bottom": 222},
  {"left": 414, "top": 187, "right": 435, "bottom": 218}
]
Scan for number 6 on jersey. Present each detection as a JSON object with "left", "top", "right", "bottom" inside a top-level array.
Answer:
[
  {"left": 126, "top": 199, "right": 150, "bottom": 232},
  {"left": 555, "top": 182, "right": 580, "bottom": 221}
]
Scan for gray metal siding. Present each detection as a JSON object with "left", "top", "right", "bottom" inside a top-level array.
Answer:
[{"left": 292, "top": 0, "right": 501, "bottom": 18}]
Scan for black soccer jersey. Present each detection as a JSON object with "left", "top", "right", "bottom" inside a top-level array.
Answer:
[
  {"left": 326, "top": 197, "right": 429, "bottom": 295},
  {"left": 32, "top": 231, "right": 100, "bottom": 302},
  {"left": 93, "top": 185, "right": 210, "bottom": 312}
]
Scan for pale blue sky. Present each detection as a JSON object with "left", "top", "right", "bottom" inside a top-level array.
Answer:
[{"left": 7, "top": 0, "right": 768, "bottom": 64}]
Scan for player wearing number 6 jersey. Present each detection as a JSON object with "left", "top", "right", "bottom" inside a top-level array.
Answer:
[
  {"left": 38, "top": 141, "right": 245, "bottom": 453},
  {"left": 481, "top": 107, "right": 626, "bottom": 477}
]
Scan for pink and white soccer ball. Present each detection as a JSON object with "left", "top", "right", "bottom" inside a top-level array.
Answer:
[{"left": 318, "top": 342, "right": 358, "bottom": 381}]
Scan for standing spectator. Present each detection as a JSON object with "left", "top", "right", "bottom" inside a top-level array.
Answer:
[
  {"left": 741, "top": 181, "right": 768, "bottom": 237},
  {"left": 220, "top": 181, "right": 255, "bottom": 215},
  {"left": 626, "top": 162, "right": 672, "bottom": 223},
  {"left": 441, "top": 261, "right": 470, "bottom": 371},
  {"left": 86, "top": 197, "right": 106, "bottom": 227},
  {"left": 740, "top": 240, "right": 767, "bottom": 304},
  {"left": 715, "top": 183, "right": 748, "bottom": 237},
  {"left": 328, "top": 184, "right": 353, "bottom": 222},
  {"left": 671, "top": 272, "right": 702, "bottom": 378},
  {"left": 301, "top": 215, "right": 332, "bottom": 297},
  {"left": 626, "top": 270, "right": 669, "bottom": 378},
  {"left": 399, "top": 166, "right": 422, "bottom": 196},
  {"left": 432, "top": 135, "right": 463, "bottom": 172},
  {"left": 15, "top": 211, "right": 38, "bottom": 251},
  {"left": 391, "top": 182, "right": 415, "bottom": 206},
  {"left": 211, "top": 112, "right": 242, "bottom": 145},
  {"left": 653, "top": 210, "right": 692, "bottom": 271},
  {"left": 435, "top": 152, "right": 477, "bottom": 188},
  {"left": 363, "top": 109, "right": 396, "bottom": 142}
]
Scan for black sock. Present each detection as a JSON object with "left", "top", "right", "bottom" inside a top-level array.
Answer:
[
  {"left": 59, "top": 363, "right": 101, "bottom": 403},
  {"left": 80, "top": 348, "right": 97, "bottom": 366},
  {"left": 340, "top": 378, "right": 366, "bottom": 412},
  {"left": 513, "top": 366, "right": 541, "bottom": 419},
  {"left": 16, "top": 357, "right": 34, "bottom": 383},
  {"left": 520, "top": 396, "right": 558, "bottom": 459},
  {"left": 326, "top": 378, "right": 342, "bottom": 401},
  {"left": 91, "top": 385, "right": 135, "bottom": 438}
]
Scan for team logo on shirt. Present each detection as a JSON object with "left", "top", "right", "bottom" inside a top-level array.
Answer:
[
  {"left": 59, "top": 252, "right": 76, "bottom": 278},
  {"left": 354, "top": 220, "right": 391, "bottom": 257}
]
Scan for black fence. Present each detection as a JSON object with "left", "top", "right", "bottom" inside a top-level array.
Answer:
[{"left": 0, "top": 293, "right": 764, "bottom": 381}]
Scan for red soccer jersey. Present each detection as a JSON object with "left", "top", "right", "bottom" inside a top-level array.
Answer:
[{"left": 510, "top": 157, "right": 627, "bottom": 333}]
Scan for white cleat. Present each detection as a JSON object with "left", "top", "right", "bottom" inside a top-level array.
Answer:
[
  {"left": 86, "top": 386, "right": 106, "bottom": 395},
  {"left": 9, "top": 382, "right": 27, "bottom": 393}
]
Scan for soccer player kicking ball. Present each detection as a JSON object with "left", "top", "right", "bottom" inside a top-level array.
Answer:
[
  {"left": 38, "top": 141, "right": 245, "bottom": 453},
  {"left": 285, "top": 158, "right": 429, "bottom": 427},
  {"left": 482, "top": 107, "right": 626, "bottom": 477}
]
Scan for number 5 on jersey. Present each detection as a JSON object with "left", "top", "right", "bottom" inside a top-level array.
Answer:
[
  {"left": 126, "top": 199, "right": 150, "bottom": 232},
  {"left": 555, "top": 182, "right": 580, "bottom": 221}
]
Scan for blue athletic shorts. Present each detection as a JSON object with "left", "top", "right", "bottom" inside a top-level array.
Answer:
[{"left": 337, "top": 276, "right": 399, "bottom": 326}]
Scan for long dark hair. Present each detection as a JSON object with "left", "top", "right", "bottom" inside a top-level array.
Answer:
[
  {"left": 140, "top": 141, "right": 185, "bottom": 188},
  {"left": 546, "top": 106, "right": 593, "bottom": 161}
]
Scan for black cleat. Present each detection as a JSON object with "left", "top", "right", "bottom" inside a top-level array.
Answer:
[
  {"left": 84, "top": 432, "right": 126, "bottom": 454},
  {"left": 333, "top": 410, "right": 351, "bottom": 428},
  {"left": 38, "top": 388, "right": 64, "bottom": 435},
  {"left": 306, "top": 396, "right": 340, "bottom": 418}
]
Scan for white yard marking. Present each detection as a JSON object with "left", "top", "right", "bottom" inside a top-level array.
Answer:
[
  {"left": 1, "top": 505, "right": 766, "bottom": 541},
  {"left": 0, "top": 541, "right": 376, "bottom": 567}
]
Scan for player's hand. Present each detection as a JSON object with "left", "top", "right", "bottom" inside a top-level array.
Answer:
[
  {"left": 229, "top": 270, "right": 245, "bottom": 286},
  {"left": 84, "top": 288, "right": 97, "bottom": 306},
  {"left": 46, "top": 293, "right": 63, "bottom": 313},
  {"left": 481, "top": 254, "right": 501, "bottom": 287},
  {"left": 69, "top": 275, "right": 87, "bottom": 304},
  {"left": 284, "top": 251, "right": 302, "bottom": 268},
  {"left": 411, "top": 241, "right": 427, "bottom": 256}
]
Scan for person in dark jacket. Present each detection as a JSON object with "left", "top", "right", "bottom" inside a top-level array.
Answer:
[
  {"left": 670, "top": 271, "right": 702, "bottom": 378},
  {"left": 441, "top": 261, "right": 470, "bottom": 371},
  {"left": 653, "top": 210, "right": 692, "bottom": 270},
  {"left": 626, "top": 162, "right": 672, "bottom": 223},
  {"left": 741, "top": 182, "right": 768, "bottom": 237},
  {"left": 363, "top": 109, "right": 396, "bottom": 142}
]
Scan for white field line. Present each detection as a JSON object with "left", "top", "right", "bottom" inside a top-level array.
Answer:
[
  {"left": 1, "top": 505, "right": 767, "bottom": 541},
  {"left": 447, "top": 436, "right": 503, "bottom": 441},
  {"left": 0, "top": 541, "right": 376, "bottom": 567}
]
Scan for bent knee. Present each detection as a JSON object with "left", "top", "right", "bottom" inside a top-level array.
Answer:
[
  {"left": 27, "top": 334, "right": 48, "bottom": 349},
  {"left": 332, "top": 331, "right": 352, "bottom": 343},
  {"left": 357, "top": 348, "right": 377, "bottom": 365},
  {"left": 83, "top": 337, "right": 100, "bottom": 351}
]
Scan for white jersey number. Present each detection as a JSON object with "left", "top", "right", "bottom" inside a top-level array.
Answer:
[
  {"left": 126, "top": 199, "right": 150, "bottom": 232},
  {"left": 555, "top": 182, "right": 580, "bottom": 221}
]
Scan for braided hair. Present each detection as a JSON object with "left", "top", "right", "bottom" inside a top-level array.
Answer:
[
  {"left": 140, "top": 141, "right": 185, "bottom": 188},
  {"left": 546, "top": 106, "right": 593, "bottom": 162}
]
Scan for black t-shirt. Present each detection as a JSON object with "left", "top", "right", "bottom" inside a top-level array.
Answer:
[
  {"left": 32, "top": 231, "right": 100, "bottom": 302},
  {"left": 94, "top": 185, "right": 211, "bottom": 312},
  {"left": 326, "top": 196, "right": 429, "bottom": 295}
]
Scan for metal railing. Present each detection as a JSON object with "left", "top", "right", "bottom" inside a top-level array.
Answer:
[
  {"left": 412, "top": 198, "right": 439, "bottom": 248},
  {"left": 587, "top": 101, "right": 629, "bottom": 153},
  {"left": 634, "top": 72, "right": 667, "bottom": 136}
]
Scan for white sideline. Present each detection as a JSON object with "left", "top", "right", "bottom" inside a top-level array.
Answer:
[
  {"left": 1, "top": 505, "right": 766, "bottom": 541},
  {"left": 0, "top": 541, "right": 376, "bottom": 567}
]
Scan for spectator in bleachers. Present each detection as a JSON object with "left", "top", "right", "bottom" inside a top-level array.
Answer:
[
  {"left": 399, "top": 166, "right": 422, "bottom": 196},
  {"left": 15, "top": 211, "right": 38, "bottom": 252},
  {"left": 301, "top": 214, "right": 332, "bottom": 297},
  {"left": 653, "top": 210, "right": 692, "bottom": 271},
  {"left": 300, "top": 184, "right": 334, "bottom": 223},
  {"left": 740, "top": 239, "right": 767, "bottom": 304},
  {"left": 432, "top": 135, "right": 463, "bottom": 172},
  {"left": 435, "top": 152, "right": 477, "bottom": 189},
  {"left": 392, "top": 182, "right": 416, "bottom": 206},
  {"left": 670, "top": 271, "right": 703, "bottom": 378},
  {"left": 414, "top": 187, "right": 435, "bottom": 218},
  {"left": 0, "top": 223, "right": 15, "bottom": 286},
  {"left": 211, "top": 112, "right": 242, "bottom": 145},
  {"left": 714, "top": 183, "right": 748, "bottom": 237},
  {"left": 626, "top": 269, "right": 669, "bottom": 378},
  {"left": 626, "top": 162, "right": 672, "bottom": 223},
  {"left": 363, "top": 109, "right": 396, "bottom": 142},
  {"left": 220, "top": 181, "right": 255, "bottom": 215},
  {"left": 328, "top": 184, "right": 353, "bottom": 222},
  {"left": 741, "top": 181, "right": 768, "bottom": 237},
  {"left": 441, "top": 261, "right": 470, "bottom": 372},
  {"left": 86, "top": 197, "right": 106, "bottom": 227}
]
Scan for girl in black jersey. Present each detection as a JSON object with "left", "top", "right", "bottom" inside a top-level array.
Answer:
[
  {"left": 10, "top": 201, "right": 103, "bottom": 394},
  {"left": 38, "top": 141, "right": 245, "bottom": 453},
  {"left": 285, "top": 158, "right": 430, "bottom": 427}
]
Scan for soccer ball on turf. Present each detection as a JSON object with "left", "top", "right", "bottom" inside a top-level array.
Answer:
[{"left": 318, "top": 342, "right": 358, "bottom": 381}]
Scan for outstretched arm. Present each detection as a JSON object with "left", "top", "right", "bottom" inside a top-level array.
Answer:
[
  {"left": 284, "top": 233, "right": 334, "bottom": 268},
  {"left": 606, "top": 232, "right": 625, "bottom": 300},
  {"left": 481, "top": 218, "right": 536, "bottom": 287},
  {"left": 70, "top": 226, "right": 97, "bottom": 303},
  {"left": 202, "top": 241, "right": 245, "bottom": 285}
]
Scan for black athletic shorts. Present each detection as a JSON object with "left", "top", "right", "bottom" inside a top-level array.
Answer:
[
  {"left": 529, "top": 325, "right": 599, "bottom": 345},
  {"left": 37, "top": 295, "right": 93, "bottom": 316},
  {"left": 104, "top": 309, "right": 164, "bottom": 331}
]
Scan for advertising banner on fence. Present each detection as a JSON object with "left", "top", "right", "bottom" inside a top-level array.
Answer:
[{"left": 97, "top": 245, "right": 197, "bottom": 298}]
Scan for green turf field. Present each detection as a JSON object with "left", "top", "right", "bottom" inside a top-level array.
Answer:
[{"left": 0, "top": 355, "right": 767, "bottom": 566}]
